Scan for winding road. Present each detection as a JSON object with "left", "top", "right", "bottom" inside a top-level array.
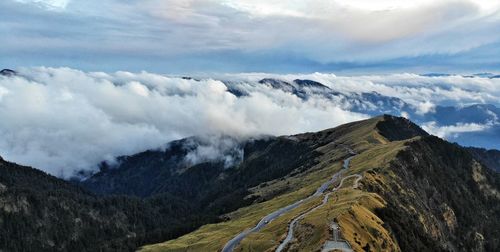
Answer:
[
  {"left": 275, "top": 172, "right": 362, "bottom": 252},
  {"left": 221, "top": 149, "right": 360, "bottom": 252},
  {"left": 221, "top": 169, "right": 346, "bottom": 252}
]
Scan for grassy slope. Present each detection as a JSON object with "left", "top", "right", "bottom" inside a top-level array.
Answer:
[
  {"left": 140, "top": 116, "right": 417, "bottom": 252},
  {"left": 280, "top": 139, "right": 408, "bottom": 252},
  {"left": 141, "top": 161, "right": 344, "bottom": 252}
]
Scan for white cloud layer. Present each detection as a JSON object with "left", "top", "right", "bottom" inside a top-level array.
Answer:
[
  {"left": 422, "top": 121, "right": 493, "bottom": 139},
  {"left": 2, "top": 67, "right": 500, "bottom": 177},
  {"left": 222, "top": 72, "right": 500, "bottom": 109},
  {"left": 0, "top": 67, "right": 367, "bottom": 176}
]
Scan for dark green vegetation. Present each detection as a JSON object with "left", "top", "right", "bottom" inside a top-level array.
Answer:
[
  {"left": 82, "top": 136, "right": 322, "bottom": 220},
  {"left": 83, "top": 136, "right": 319, "bottom": 214},
  {"left": 0, "top": 156, "right": 213, "bottom": 251},
  {"left": 1, "top": 135, "right": 323, "bottom": 251},
  {"left": 367, "top": 137, "right": 500, "bottom": 251},
  {"left": 1, "top": 115, "right": 500, "bottom": 252},
  {"left": 467, "top": 147, "right": 500, "bottom": 172},
  {"left": 375, "top": 114, "right": 429, "bottom": 141}
]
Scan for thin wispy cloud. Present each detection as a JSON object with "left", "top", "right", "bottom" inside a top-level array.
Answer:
[
  {"left": 1, "top": 0, "right": 500, "bottom": 72},
  {"left": 14, "top": 0, "right": 69, "bottom": 10}
]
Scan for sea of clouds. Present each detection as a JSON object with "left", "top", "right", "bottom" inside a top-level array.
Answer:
[{"left": 1, "top": 67, "right": 499, "bottom": 177}]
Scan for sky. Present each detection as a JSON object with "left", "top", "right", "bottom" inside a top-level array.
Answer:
[{"left": 2, "top": 0, "right": 500, "bottom": 73}]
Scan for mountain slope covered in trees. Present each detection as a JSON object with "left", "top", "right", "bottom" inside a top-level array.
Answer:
[
  {"left": 1, "top": 115, "right": 499, "bottom": 252},
  {"left": 0, "top": 155, "right": 215, "bottom": 251}
]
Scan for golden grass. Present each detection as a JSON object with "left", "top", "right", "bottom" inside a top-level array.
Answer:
[
  {"left": 237, "top": 198, "right": 321, "bottom": 251},
  {"left": 142, "top": 116, "right": 414, "bottom": 252},
  {"left": 347, "top": 140, "right": 408, "bottom": 176},
  {"left": 140, "top": 161, "right": 345, "bottom": 252}
]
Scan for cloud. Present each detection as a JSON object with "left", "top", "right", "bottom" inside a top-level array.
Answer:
[
  {"left": 415, "top": 101, "right": 435, "bottom": 115},
  {"left": 2, "top": 67, "right": 500, "bottom": 177},
  {"left": 2, "top": 0, "right": 500, "bottom": 72},
  {"left": 14, "top": 0, "right": 69, "bottom": 10},
  {"left": 421, "top": 121, "right": 493, "bottom": 139},
  {"left": 0, "top": 67, "right": 367, "bottom": 177},
  {"left": 183, "top": 135, "right": 245, "bottom": 168},
  {"left": 221, "top": 72, "right": 500, "bottom": 109}
]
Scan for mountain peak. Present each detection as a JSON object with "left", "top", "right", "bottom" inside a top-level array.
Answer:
[
  {"left": 258, "top": 78, "right": 296, "bottom": 93},
  {"left": 293, "top": 79, "right": 330, "bottom": 89},
  {"left": 0, "top": 69, "right": 16, "bottom": 77},
  {"left": 376, "top": 114, "right": 429, "bottom": 141}
]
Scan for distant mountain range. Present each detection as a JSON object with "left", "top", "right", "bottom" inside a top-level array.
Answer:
[
  {"left": 421, "top": 72, "right": 500, "bottom": 78},
  {"left": 224, "top": 77, "right": 500, "bottom": 150},
  {"left": 2, "top": 68, "right": 500, "bottom": 154},
  {"left": 1, "top": 116, "right": 499, "bottom": 251}
]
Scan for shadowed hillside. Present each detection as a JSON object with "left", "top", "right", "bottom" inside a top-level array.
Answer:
[{"left": 467, "top": 147, "right": 500, "bottom": 173}]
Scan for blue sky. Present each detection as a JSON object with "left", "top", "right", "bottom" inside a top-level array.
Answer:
[{"left": 2, "top": 0, "right": 500, "bottom": 74}]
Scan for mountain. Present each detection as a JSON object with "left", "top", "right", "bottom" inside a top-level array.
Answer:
[
  {"left": 82, "top": 135, "right": 318, "bottom": 199},
  {"left": 258, "top": 78, "right": 296, "bottom": 94},
  {"left": 472, "top": 73, "right": 495, "bottom": 78},
  {"left": 467, "top": 147, "right": 500, "bottom": 172},
  {"left": 427, "top": 104, "right": 500, "bottom": 125},
  {"left": 369, "top": 136, "right": 500, "bottom": 252},
  {"left": 234, "top": 78, "right": 412, "bottom": 116},
  {"left": 421, "top": 73, "right": 453, "bottom": 77},
  {"left": 1, "top": 115, "right": 500, "bottom": 252},
  {"left": 140, "top": 116, "right": 500, "bottom": 252},
  {"left": 0, "top": 69, "right": 16, "bottom": 77},
  {"left": 0, "top": 156, "right": 217, "bottom": 251},
  {"left": 225, "top": 77, "right": 500, "bottom": 150}
]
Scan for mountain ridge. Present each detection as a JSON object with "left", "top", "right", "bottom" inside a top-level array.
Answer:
[
  {"left": 141, "top": 115, "right": 500, "bottom": 252},
  {"left": 0, "top": 69, "right": 16, "bottom": 77},
  {"left": 1, "top": 115, "right": 499, "bottom": 251}
]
